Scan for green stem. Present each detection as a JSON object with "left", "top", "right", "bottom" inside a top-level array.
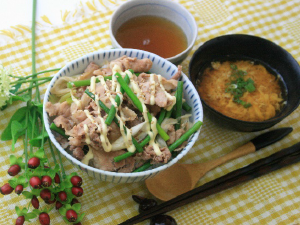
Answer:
[
  {"left": 24, "top": 104, "right": 29, "bottom": 172},
  {"left": 105, "top": 105, "right": 116, "bottom": 125},
  {"left": 105, "top": 74, "right": 130, "bottom": 125},
  {"left": 182, "top": 102, "right": 192, "bottom": 112},
  {"left": 114, "top": 152, "right": 134, "bottom": 162},
  {"left": 169, "top": 121, "right": 202, "bottom": 152},
  {"left": 31, "top": 0, "right": 40, "bottom": 102},
  {"left": 41, "top": 118, "right": 46, "bottom": 148},
  {"left": 9, "top": 68, "right": 60, "bottom": 79},
  {"left": 67, "top": 76, "right": 112, "bottom": 88},
  {"left": 11, "top": 76, "right": 52, "bottom": 85},
  {"left": 115, "top": 73, "right": 143, "bottom": 111},
  {"left": 53, "top": 143, "right": 66, "bottom": 179},
  {"left": 133, "top": 161, "right": 151, "bottom": 172},
  {"left": 32, "top": 0, "right": 37, "bottom": 76},
  {"left": 113, "top": 135, "right": 151, "bottom": 162},
  {"left": 29, "top": 108, "right": 37, "bottom": 154},
  {"left": 157, "top": 109, "right": 166, "bottom": 125},
  {"left": 175, "top": 81, "right": 183, "bottom": 130},
  {"left": 50, "top": 123, "right": 69, "bottom": 138},
  {"left": 15, "top": 80, "right": 50, "bottom": 95},
  {"left": 48, "top": 138, "right": 58, "bottom": 166}
]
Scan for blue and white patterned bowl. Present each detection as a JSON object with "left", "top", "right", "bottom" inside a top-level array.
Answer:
[{"left": 43, "top": 49, "right": 203, "bottom": 183}]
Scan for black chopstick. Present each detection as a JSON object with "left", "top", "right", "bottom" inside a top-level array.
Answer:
[{"left": 119, "top": 142, "right": 300, "bottom": 225}]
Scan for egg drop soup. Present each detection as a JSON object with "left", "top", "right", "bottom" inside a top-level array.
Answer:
[{"left": 197, "top": 60, "right": 285, "bottom": 122}]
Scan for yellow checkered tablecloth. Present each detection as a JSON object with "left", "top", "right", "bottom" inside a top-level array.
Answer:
[{"left": 1, "top": 0, "right": 300, "bottom": 224}]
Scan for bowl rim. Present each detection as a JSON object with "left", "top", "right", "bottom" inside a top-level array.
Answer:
[
  {"left": 189, "top": 34, "right": 300, "bottom": 126},
  {"left": 43, "top": 48, "right": 203, "bottom": 179},
  {"left": 108, "top": 0, "right": 198, "bottom": 62}
]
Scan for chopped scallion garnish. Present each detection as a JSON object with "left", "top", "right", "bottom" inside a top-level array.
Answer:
[{"left": 225, "top": 64, "right": 256, "bottom": 108}]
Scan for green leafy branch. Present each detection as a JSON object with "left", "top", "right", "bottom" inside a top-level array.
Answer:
[
  {"left": 15, "top": 206, "right": 37, "bottom": 222},
  {"left": 0, "top": 0, "right": 85, "bottom": 224},
  {"left": 59, "top": 204, "right": 85, "bottom": 224}
]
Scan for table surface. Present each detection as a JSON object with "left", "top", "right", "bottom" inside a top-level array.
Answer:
[{"left": 1, "top": 0, "right": 300, "bottom": 224}]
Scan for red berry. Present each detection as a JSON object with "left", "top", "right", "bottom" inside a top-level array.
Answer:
[
  {"left": 71, "top": 176, "right": 82, "bottom": 187},
  {"left": 29, "top": 176, "right": 42, "bottom": 189},
  {"left": 41, "top": 176, "right": 52, "bottom": 187},
  {"left": 28, "top": 157, "right": 40, "bottom": 169},
  {"left": 45, "top": 198, "right": 56, "bottom": 204},
  {"left": 54, "top": 173, "right": 60, "bottom": 184},
  {"left": 66, "top": 209, "right": 78, "bottom": 222},
  {"left": 55, "top": 201, "right": 63, "bottom": 210},
  {"left": 72, "top": 187, "right": 83, "bottom": 197},
  {"left": 15, "top": 215, "right": 25, "bottom": 225},
  {"left": 15, "top": 184, "right": 23, "bottom": 195},
  {"left": 58, "top": 191, "right": 67, "bottom": 202},
  {"left": 8, "top": 164, "right": 21, "bottom": 176},
  {"left": 40, "top": 189, "right": 51, "bottom": 201},
  {"left": 71, "top": 198, "right": 79, "bottom": 205},
  {"left": 31, "top": 195, "right": 39, "bottom": 209},
  {"left": 0, "top": 183, "right": 14, "bottom": 195},
  {"left": 39, "top": 212, "right": 50, "bottom": 225}
]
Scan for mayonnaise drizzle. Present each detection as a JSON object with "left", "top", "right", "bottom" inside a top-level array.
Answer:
[
  {"left": 149, "top": 74, "right": 156, "bottom": 105},
  {"left": 112, "top": 65, "right": 135, "bottom": 153},
  {"left": 83, "top": 76, "right": 112, "bottom": 152},
  {"left": 98, "top": 75, "right": 117, "bottom": 108},
  {"left": 84, "top": 108, "right": 111, "bottom": 152},
  {"left": 127, "top": 70, "right": 162, "bottom": 156},
  {"left": 81, "top": 147, "right": 94, "bottom": 165},
  {"left": 83, "top": 124, "right": 91, "bottom": 144},
  {"left": 90, "top": 76, "right": 96, "bottom": 93},
  {"left": 70, "top": 90, "right": 81, "bottom": 109},
  {"left": 157, "top": 75, "right": 176, "bottom": 111}
]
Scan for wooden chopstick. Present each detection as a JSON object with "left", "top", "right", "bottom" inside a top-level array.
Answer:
[{"left": 119, "top": 142, "right": 300, "bottom": 225}]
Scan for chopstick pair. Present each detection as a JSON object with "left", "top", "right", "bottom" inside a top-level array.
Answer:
[{"left": 119, "top": 141, "right": 300, "bottom": 225}]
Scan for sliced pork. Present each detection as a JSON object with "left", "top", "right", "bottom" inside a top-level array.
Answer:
[
  {"left": 70, "top": 146, "right": 85, "bottom": 160},
  {"left": 110, "top": 56, "right": 152, "bottom": 72},
  {"left": 136, "top": 146, "right": 172, "bottom": 164},
  {"left": 45, "top": 102, "right": 71, "bottom": 118},
  {"left": 93, "top": 67, "right": 112, "bottom": 76},
  {"left": 92, "top": 147, "right": 135, "bottom": 172},
  {"left": 53, "top": 115, "right": 73, "bottom": 131},
  {"left": 78, "top": 62, "right": 100, "bottom": 80},
  {"left": 172, "top": 65, "right": 182, "bottom": 80}
]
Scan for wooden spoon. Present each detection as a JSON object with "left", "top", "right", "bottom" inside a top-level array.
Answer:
[{"left": 145, "top": 127, "right": 293, "bottom": 201}]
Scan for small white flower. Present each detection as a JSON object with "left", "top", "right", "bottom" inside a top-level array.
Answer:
[{"left": 0, "top": 64, "right": 12, "bottom": 107}]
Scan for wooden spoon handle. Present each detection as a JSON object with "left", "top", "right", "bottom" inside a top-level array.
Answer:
[{"left": 201, "top": 141, "right": 256, "bottom": 173}]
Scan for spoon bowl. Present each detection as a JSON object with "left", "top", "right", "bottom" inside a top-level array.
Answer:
[{"left": 145, "top": 163, "right": 205, "bottom": 201}]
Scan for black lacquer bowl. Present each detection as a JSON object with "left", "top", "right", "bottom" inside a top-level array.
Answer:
[{"left": 189, "top": 34, "right": 300, "bottom": 132}]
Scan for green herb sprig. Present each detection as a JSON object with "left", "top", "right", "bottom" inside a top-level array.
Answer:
[{"left": 225, "top": 64, "right": 256, "bottom": 108}]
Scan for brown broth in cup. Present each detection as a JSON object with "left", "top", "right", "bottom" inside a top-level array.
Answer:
[{"left": 115, "top": 15, "right": 187, "bottom": 58}]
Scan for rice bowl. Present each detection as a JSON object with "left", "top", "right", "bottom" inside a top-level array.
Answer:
[{"left": 43, "top": 49, "right": 203, "bottom": 183}]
